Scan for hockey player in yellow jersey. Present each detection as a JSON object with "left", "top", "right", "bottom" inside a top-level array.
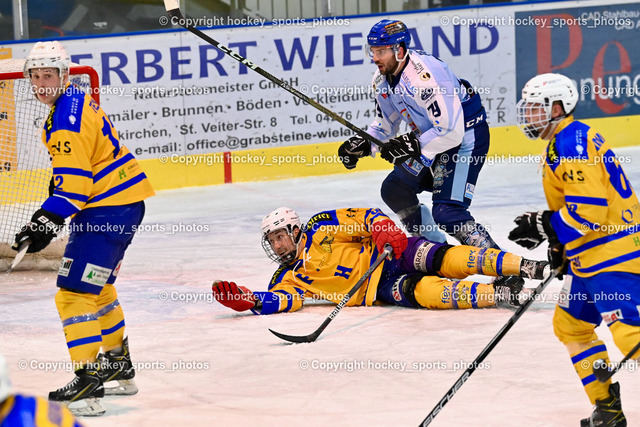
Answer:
[
  {"left": 0, "top": 354, "right": 84, "bottom": 427},
  {"left": 212, "top": 207, "right": 549, "bottom": 315},
  {"left": 13, "top": 41, "right": 154, "bottom": 416},
  {"left": 510, "top": 73, "right": 640, "bottom": 427}
]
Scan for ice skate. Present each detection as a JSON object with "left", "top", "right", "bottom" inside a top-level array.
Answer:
[
  {"left": 493, "top": 275, "right": 524, "bottom": 309},
  {"left": 580, "top": 382, "right": 626, "bottom": 427},
  {"left": 520, "top": 259, "right": 549, "bottom": 280},
  {"left": 48, "top": 367, "right": 105, "bottom": 416},
  {"left": 98, "top": 336, "right": 138, "bottom": 395}
]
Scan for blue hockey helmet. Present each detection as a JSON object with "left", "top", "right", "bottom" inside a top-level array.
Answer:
[{"left": 367, "top": 19, "right": 411, "bottom": 47}]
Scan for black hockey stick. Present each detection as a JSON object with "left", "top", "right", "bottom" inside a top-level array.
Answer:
[
  {"left": 163, "top": 0, "right": 386, "bottom": 151},
  {"left": 419, "top": 268, "right": 560, "bottom": 426},
  {"left": 593, "top": 339, "right": 640, "bottom": 383},
  {"left": 269, "top": 244, "right": 392, "bottom": 344}
]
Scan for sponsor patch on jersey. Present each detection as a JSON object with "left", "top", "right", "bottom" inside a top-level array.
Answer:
[
  {"left": 420, "top": 87, "right": 434, "bottom": 100},
  {"left": 81, "top": 263, "right": 112, "bottom": 287},
  {"left": 601, "top": 309, "right": 623, "bottom": 325},
  {"left": 113, "top": 259, "right": 123, "bottom": 277},
  {"left": 58, "top": 257, "right": 74, "bottom": 277},
  {"left": 465, "top": 183, "right": 475, "bottom": 199},
  {"left": 557, "top": 275, "right": 573, "bottom": 309}
]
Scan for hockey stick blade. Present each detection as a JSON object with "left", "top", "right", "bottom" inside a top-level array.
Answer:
[
  {"left": 593, "top": 339, "right": 640, "bottom": 383},
  {"left": 268, "top": 328, "right": 318, "bottom": 344},
  {"left": 269, "top": 245, "right": 392, "bottom": 344},
  {"left": 419, "top": 268, "right": 561, "bottom": 426},
  {"left": 6, "top": 239, "right": 31, "bottom": 274},
  {"left": 162, "top": 0, "right": 388, "bottom": 151}
]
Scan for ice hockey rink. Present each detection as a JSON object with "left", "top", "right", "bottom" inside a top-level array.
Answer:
[{"left": 2, "top": 145, "right": 640, "bottom": 427}]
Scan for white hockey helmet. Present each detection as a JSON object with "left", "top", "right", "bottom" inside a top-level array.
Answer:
[
  {"left": 0, "top": 354, "right": 11, "bottom": 403},
  {"left": 516, "top": 73, "right": 578, "bottom": 140},
  {"left": 261, "top": 207, "right": 303, "bottom": 265},
  {"left": 23, "top": 41, "right": 70, "bottom": 78}
]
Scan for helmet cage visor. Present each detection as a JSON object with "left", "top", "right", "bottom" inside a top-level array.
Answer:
[
  {"left": 516, "top": 98, "right": 552, "bottom": 140},
  {"left": 261, "top": 226, "right": 301, "bottom": 266}
]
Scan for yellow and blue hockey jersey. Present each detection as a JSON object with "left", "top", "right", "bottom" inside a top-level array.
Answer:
[
  {"left": 40, "top": 82, "right": 154, "bottom": 219},
  {"left": 0, "top": 394, "right": 83, "bottom": 427},
  {"left": 543, "top": 117, "right": 640, "bottom": 277},
  {"left": 254, "top": 208, "right": 389, "bottom": 314}
]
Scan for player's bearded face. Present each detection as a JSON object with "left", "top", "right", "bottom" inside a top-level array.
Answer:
[
  {"left": 29, "top": 68, "right": 65, "bottom": 106},
  {"left": 371, "top": 46, "right": 398, "bottom": 75}
]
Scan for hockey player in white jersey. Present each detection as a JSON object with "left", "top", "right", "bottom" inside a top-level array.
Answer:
[{"left": 338, "top": 19, "right": 519, "bottom": 289}]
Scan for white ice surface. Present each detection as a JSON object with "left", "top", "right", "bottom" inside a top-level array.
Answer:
[{"left": 2, "top": 146, "right": 640, "bottom": 427}]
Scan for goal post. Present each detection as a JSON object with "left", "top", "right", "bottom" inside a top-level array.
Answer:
[{"left": 0, "top": 58, "right": 100, "bottom": 270}]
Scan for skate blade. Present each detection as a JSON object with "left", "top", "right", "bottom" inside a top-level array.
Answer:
[
  {"left": 67, "top": 397, "right": 106, "bottom": 416},
  {"left": 104, "top": 379, "right": 138, "bottom": 395}
]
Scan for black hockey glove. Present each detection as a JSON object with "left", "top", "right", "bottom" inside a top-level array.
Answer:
[
  {"left": 508, "top": 210, "right": 557, "bottom": 250},
  {"left": 379, "top": 133, "right": 421, "bottom": 165},
  {"left": 547, "top": 242, "right": 567, "bottom": 280},
  {"left": 14, "top": 208, "right": 65, "bottom": 253},
  {"left": 338, "top": 135, "right": 371, "bottom": 170}
]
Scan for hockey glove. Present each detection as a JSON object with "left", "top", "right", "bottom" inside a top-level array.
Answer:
[
  {"left": 370, "top": 218, "right": 407, "bottom": 259},
  {"left": 212, "top": 280, "right": 257, "bottom": 312},
  {"left": 14, "top": 208, "right": 64, "bottom": 253},
  {"left": 548, "top": 242, "right": 567, "bottom": 280},
  {"left": 508, "top": 210, "right": 557, "bottom": 250},
  {"left": 338, "top": 135, "right": 371, "bottom": 170},
  {"left": 379, "top": 133, "right": 421, "bottom": 165}
]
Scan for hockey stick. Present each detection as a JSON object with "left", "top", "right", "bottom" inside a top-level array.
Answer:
[
  {"left": 6, "top": 239, "right": 31, "bottom": 274},
  {"left": 163, "top": 0, "right": 386, "bottom": 150},
  {"left": 593, "top": 339, "right": 640, "bottom": 383},
  {"left": 269, "top": 244, "right": 392, "bottom": 344},
  {"left": 419, "top": 268, "right": 560, "bottom": 426}
]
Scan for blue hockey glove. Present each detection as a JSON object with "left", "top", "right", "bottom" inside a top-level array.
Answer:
[{"left": 379, "top": 133, "right": 421, "bottom": 165}]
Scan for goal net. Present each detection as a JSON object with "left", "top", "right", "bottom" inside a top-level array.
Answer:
[{"left": 0, "top": 59, "right": 99, "bottom": 270}]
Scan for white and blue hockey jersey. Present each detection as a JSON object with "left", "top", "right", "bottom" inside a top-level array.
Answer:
[{"left": 367, "top": 50, "right": 484, "bottom": 163}]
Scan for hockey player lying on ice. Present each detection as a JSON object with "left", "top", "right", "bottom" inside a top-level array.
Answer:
[{"left": 212, "top": 207, "right": 549, "bottom": 314}]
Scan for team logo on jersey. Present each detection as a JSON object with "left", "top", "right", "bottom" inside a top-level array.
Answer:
[
  {"left": 58, "top": 257, "right": 74, "bottom": 277},
  {"left": 320, "top": 235, "right": 334, "bottom": 253},
  {"left": 69, "top": 115, "right": 76, "bottom": 125},
  {"left": 419, "top": 72, "right": 431, "bottom": 81},
  {"left": 432, "top": 163, "right": 452, "bottom": 189}
]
